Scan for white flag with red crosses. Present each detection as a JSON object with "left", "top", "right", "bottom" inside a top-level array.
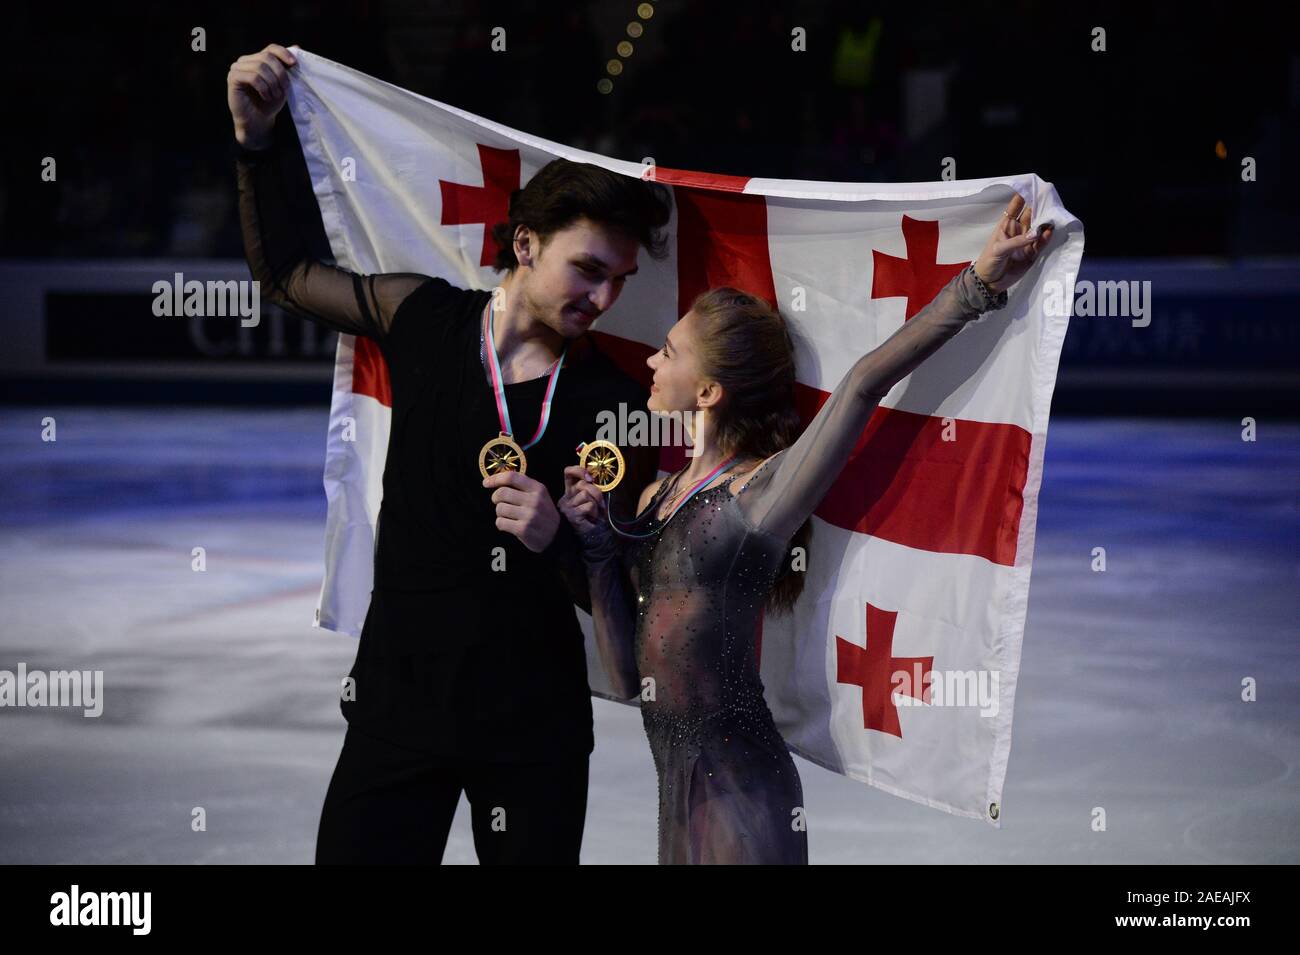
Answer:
[{"left": 285, "top": 46, "right": 1084, "bottom": 826}]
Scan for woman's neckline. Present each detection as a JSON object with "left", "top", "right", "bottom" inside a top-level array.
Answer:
[{"left": 649, "top": 467, "right": 746, "bottom": 522}]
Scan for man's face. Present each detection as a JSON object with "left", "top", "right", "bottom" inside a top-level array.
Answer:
[{"left": 517, "top": 216, "right": 641, "bottom": 337}]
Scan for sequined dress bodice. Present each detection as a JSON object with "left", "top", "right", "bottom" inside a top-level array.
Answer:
[{"left": 625, "top": 471, "right": 791, "bottom": 760}]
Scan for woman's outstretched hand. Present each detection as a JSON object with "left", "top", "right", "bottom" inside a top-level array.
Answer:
[
  {"left": 227, "top": 44, "right": 298, "bottom": 150},
  {"left": 972, "top": 194, "right": 1055, "bottom": 294}
]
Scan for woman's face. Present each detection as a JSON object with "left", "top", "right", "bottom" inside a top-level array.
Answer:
[{"left": 646, "top": 310, "right": 708, "bottom": 414}]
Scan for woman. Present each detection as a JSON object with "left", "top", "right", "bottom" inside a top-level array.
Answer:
[{"left": 559, "top": 201, "right": 1052, "bottom": 864}]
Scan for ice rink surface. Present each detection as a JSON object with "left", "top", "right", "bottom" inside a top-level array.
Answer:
[{"left": 1, "top": 407, "right": 1296, "bottom": 864}]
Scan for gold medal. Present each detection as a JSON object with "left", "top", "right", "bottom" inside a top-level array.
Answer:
[
  {"left": 480, "top": 432, "right": 526, "bottom": 479},
  {"left": 576, "top": 439, "right": 625, "bottom": 492}
]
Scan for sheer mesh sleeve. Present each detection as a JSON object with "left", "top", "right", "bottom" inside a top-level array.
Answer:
[
  {"left": 542, "top": 518, "right": 591, "bottom": 615},
  {"left": 577, "top": 519, "right": 641, "bottom": 700},
  {"left": 234, "top": 111, "right": 431, "bottom": 341},
  {"left": 736, "top": 265, "right": 993, "bottom": 543}
]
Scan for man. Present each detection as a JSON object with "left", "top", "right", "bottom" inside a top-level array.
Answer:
[{"left": 228, "top": 43, "right": 667, "bottom": 863}]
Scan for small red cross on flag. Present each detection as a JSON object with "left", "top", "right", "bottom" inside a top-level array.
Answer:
[
  {"left": 836, "top": 603, "right": 933, "bottom": 738},
  {"left": 871, "top": 215, "right": 970, "bottom": 320},
  {"left": 440, "top": 144, "right": 521, "bottom": 267}
]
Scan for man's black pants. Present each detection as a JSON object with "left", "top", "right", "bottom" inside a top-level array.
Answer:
[{"left": 315, "top": 723, "right": 589, "bottom": 864}]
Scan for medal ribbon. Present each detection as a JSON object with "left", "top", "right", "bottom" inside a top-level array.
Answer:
[
  {"left": 483, "top": 298, "right": 567, "bottom": 450},
  {"left": 608, "top": 455, "right": 738, "bottom": 539}
]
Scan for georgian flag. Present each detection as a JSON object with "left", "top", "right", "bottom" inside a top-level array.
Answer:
[{"left": 283, "top": 46, "right": 1083, "bottom": 826}]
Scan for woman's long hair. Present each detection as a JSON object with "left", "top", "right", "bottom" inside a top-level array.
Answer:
[{"left": 688, "top": 286, "right": 812, "bottom": 615}]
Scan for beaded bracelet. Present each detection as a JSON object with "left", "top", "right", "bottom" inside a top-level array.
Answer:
[{"left": 967, "top": 263, "right": 1009, "bottom": 312}]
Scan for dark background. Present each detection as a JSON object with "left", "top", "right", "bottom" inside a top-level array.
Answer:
[{"left": 2, "top": 0, "right": 1295, "bottom": 260}]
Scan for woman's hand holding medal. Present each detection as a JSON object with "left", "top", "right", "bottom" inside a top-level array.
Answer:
[{"left": 560, "top": 465, "right": 608, "bottom": 540}]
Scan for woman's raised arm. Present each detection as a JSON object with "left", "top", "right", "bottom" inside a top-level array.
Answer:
[{"left": 736, "top": 196, "right": 1053, "bottom": 543}]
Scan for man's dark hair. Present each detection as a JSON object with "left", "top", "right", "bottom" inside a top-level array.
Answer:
[{"left": 489, "top": 158, "right": 673, "bottom": 272}]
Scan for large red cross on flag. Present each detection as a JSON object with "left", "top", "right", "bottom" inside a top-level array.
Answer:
[{"left": 283, "top": 46, "right": 1083, "bottom": 826}]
